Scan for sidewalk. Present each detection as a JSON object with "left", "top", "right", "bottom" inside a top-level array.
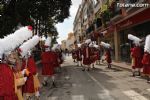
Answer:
[{"left": 111, "top": 61, "right": 132, "bottom": 71}]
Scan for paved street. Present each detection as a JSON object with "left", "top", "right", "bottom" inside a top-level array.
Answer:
[{"left": 39, "top": 56, "right": 150, "bottom": 100}]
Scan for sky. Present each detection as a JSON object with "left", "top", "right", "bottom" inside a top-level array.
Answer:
[{"left": 55, "top": 0, "right": 82, "bottom": 44}]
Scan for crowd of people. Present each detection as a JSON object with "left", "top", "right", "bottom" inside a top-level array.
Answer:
[
  {"left": 128, "top": 34, "right": 150, "bottom": 82},
  {"left": 71, "top": 34, "right": 150, "bottom": 84},
  {"left": 0, "top": 26, "right": 64, "bottom": 100},
  {"left": 1, "top": 25, "right": 150, "bottom": 100},
  {"left": 71, "top": 39, "right": 112, "bottom": 71}
]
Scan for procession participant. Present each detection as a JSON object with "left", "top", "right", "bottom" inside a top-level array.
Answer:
[
  {"left": 41, "top": 36, "right": 54, "bottom": 86},
  {"left": 72, "top": 48, "right": 77, "bottom": 63},
  {"left": 55, "top": 44, "right": 64, "bottom": 66},
  {"left": 82, "top": 39, "right": 92, "bottom": 71},
  {"left": 19, "top": 35, "right": 40, "bottom": 100},
  {"left": 128, "top": 34, "right": 143, "bottom": 76},
  {"left": 89, "top": 43, "right": 95, "bottom": 69},
  {"left": 0, "top": 26, "right": 33, "bottom": 100},
  {"left": 9, "top": 50, "right": 28, "bottom": 100},
  {"left": 142, "top": 35, "right": 150, "bottom": 82},
  {"left": 0, "top": 53, "right": 18, "bottom": 100},
  {"left": 101, "top": 42, "right": 112, "bottom": 68},
  {"left": 94, "top": 45, "right": 101, "bottom": 65},
  {"left": 75, "top": 44, "right": 82, "bottom": 66},
  {"left": 50, "top": 44, "right": 61, "bottom": 87}
]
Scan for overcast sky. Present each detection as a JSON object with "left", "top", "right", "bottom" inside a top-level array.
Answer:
[{"left": 55, "top": 0, "right": 82, "bottom": 44}]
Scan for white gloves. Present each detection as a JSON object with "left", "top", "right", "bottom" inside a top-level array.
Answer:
[
  {"left": 24, "top": 77, "right": 27, "bottom": 82},
  {"left": 21, "top": 69, "right": 26, "bottom": 75}
]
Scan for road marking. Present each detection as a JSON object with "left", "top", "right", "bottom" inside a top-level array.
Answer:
[
  {"left": 48, "top": 96, "right": 58, "bottom": 100},
  {"left": 86, "top": 72, "right": 114, "bottom": 100},
  {"left": 123, "top": 90, "right": 148, "bottom": 100},
  {"left": 72, "top": 95, "right": 84, "bottom": 100}
]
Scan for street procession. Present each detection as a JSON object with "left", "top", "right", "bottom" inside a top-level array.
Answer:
[
  {"left": 1, "top": 0, "right": 150, "bottom": 100},
  {"left": 1, "top": 25, "right": 150, "bottom": 100}
]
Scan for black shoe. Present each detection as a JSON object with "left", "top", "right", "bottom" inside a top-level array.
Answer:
[
  {"left": 52, "top": 82, "right": 57, "bottom": 88},
  {"left": 82, "top": 69, "right": 85, "bottom": 71},
  {"left": 87, "top": 68, "right": 90, "bottom": 71}
]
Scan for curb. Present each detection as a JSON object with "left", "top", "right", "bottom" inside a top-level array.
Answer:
[{"left": 112, "top": 64, "right": 132, "bottom": 72}]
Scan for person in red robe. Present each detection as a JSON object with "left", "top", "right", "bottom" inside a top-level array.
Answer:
[
  {"left": 95, "top": 48, "right": 101, "bottom": 65},
  {"left": 22, "top": 51, "right": 40, "bottom": 99},
  {"left": 72, "top": 49, "right": 77, "bottom": 63},
  {"left": 82, "top": 39, "right": 92, "bottom": 71},
  {"left": 0, "top": 61, "right": 18, "bottom": 100},
  {"left": 128, "top": 34, "right": 143, "bottom": 76},
  {"left": 142, "top": 35, "right": 150, "bottom": 82},
  {"left": 105, "top": 49, "right": 112, "bottom": 68},
  {"left": 130, "top": 46, "right": 143, "bottom": 76},
  {"left": 41, "top": 47, "right": 55, "bottom": 86},
  {"left": 75, "top": 44, "right": 82, "bottom": 66}
]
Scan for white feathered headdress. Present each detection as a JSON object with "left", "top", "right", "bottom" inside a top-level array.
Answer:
[
  {"left": 94, "top": 44, "right": 99, "bottom": 48},
  {"left": 101, "top": 42, "right": 111, "bottom": 48},
  {"left": 41, "top": 35, "right": 46, "bottom": 41},
  {"left": 52, "top": 44, "right": 59, "bottom": 51},
  {"left": 89, "top": 43, "right": 94, "bottom": 47},
  {"left": 19, "top": 35, "right": 40, "bottom": 57},
  {"left": 128, "top": 34, "right": 141, "bottom": 46},
  {"left": 45, "top": 36, "right": 52, "bottom": 47},
  {"left": 144, "top": 35, "right": 150, "bottom": 53},
  {"left": 0, "top": 26, "right": 33, "bottom": 53},
  {"left": 77, "top": 44, "right": 81, "bottom": 47},
  {"left": 0, "top": 39, "right": 5, "bottom": 59},
  {"left": 85, "top": 39, "right": 91, "bottom": 44}
]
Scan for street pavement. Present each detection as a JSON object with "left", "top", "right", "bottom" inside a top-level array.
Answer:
[{"left": 38, "top": 56, "right": 150, "bottom": 100}]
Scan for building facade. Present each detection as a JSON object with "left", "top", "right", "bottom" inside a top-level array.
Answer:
[{"left": 74, "top": 0, "right": 150, "bottom": 64}]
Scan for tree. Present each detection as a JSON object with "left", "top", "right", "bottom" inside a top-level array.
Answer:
[{"left": 0, "top": 0, "right": 72, "bottom": 38}]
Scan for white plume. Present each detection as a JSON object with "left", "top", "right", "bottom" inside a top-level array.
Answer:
[
  {"left": 0, "top": 39, "right": 5, "bottom": 59},
  {"left": 85, "top": 39, "right": 91, "bottom": 44},
  {"left": 52, "top": 44, "right": 59, "bottom": 51},
  {"left": 77, "top": 44, "right": 81, "bottom": 47},
  {"left": 19, "top": 35, "right": 40, "bottom": 57},
  {"left": 89, "top": 43, "right": 93, "bottom": 47},
  {"left": 94, "top": 44, "right": 99, "bottom": 48},
  {"left": 45, "top": 36, "right": 52, "bottom": 47},
  {"left": 101, "top": 42, "right": 111, "bottom": 48},
  {"left": 128, "top": 34, "right": 141, "bottom": 46},
  {"left": 41, "top": 35, "right": 46, "bottom": 41},
  {"left": 1, "top": 26, "right": 33, "bottom": 52},
  {"left": 144, "top": 35, "right": 150, "bottom": 53}
]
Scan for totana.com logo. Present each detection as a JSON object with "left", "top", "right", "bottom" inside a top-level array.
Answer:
[{"left": 117, "top": 3, "right": 149, "bottom": 8}]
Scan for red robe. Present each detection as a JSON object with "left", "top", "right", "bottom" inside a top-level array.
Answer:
[
  {"left": 52, "top": 52, "right": 59, "bottom": 68},
  {"left": 75, "top": 48, "right": 82, "bottom": 61},
  {"left": 105, "top": 50, "right": 112, "bottom": 63},
  {"left": 90, "top": 47, "right": 96, "bottom": 63},
  {"left": 72, "top": 50, "right": 77, "bottom": 59},
  {"left": 95, "top": 50, "right": 100, "bottom": 61},
  {"left": 22, "top": 56, "right": 37, "bottom": 93},
  {"left": 41, "top": 51, "right": 54, "bottom": 76},
  {"left": 142, "top": 52, "right": 150, "bottom": 75},
  {"left": 131, "top": 47, "right": 143, "bottom": 69},
  {"left": 57, "top": 51, "right": 63, "bottom": 64},
  {"left": 0, "top": 63, "right": 18, "bottom": 100},
  {"left": 82, "top": 46, "right": 92, "bottom": 65}
]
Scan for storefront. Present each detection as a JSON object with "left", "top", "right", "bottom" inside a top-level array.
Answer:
[{"left": 116, "top": 8, "right": 150, "bottom": 63}]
